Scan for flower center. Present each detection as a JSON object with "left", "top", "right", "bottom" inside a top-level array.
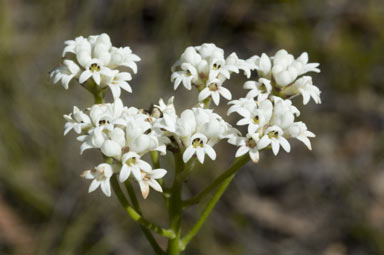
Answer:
[
  {"left": 268, "top": 131, "right": 279, "bottom": 139},
  {"left": 260, "top": 84, "right": 267, "bottom": 93},
  {"left": 192, "top": 138, "right": 203, "bottom": 148},
  {"left": 126, "top": 157, "right": 137, "bottom": 166},
  {"left": 141, "top": 170, "right": 150, "bottom": 181},
  {"left": 253, "top": 115, "right": 259, "bottom": 124},
  {"left": 208, "top": 83, "right": 218, "bottom": 91},
  {"left": 98, "top": 119, "right": 110, "bottom": 125},
  {"left": 92, "top": 167, "right": 106, "bottom": 180},
  {"left": 212, "top": 63, "right": 221, "bottom": 70},
  {"left": 246, "top": 138, "right": 257, "bottom": 148},
  {"left": 89, "top": 63, "right": 101, "bottom": 72}
]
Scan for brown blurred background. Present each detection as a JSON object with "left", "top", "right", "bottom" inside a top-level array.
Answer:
[{"left": 0, "top": 0, "right": 384, "bottom": 254}]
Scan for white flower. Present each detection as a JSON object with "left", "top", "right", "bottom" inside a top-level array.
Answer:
[
  {"left": 171, "top": 64, "right": 198, "bottom": 90},
  {"left": 171, "top": 43, "right": 251, "bottom": 95},
  {"left": 109, "top": 46, "right": 141, "bottom": 72},
  {"left": 285, "top": 121, "right": 315, "bottom": 150},
  {"left": 253, "top": 53, "right": 272, "bottom": 78},
  {"left": 258, "top": 126, "right": 291, "bottom": 155},
  {"left": 81, "top": 163, "right": 113, "bottom": 197},
  {"left": 153, "top": 97, "right": 177, "bottom": 132},
  {"left": 100, "top": 128, "right": 125, "bottom": 158},
  {"left": 281, "top": 76, "right": 321, "bottom": 104},
  {"left": 198, "top": 80, "right": 232, "bottom": 105},
  {"left": 138, "top": 168, "right": 167, "bottom": 199},
  {"left": 183, "top": 133, "right": 216, "bottom": 163},
  {"left": 62, "top": 36, "right": 88, "bottom": 57},
  {"left": 63, "top": 106, "right": 91, "bottom": 135},
  {"left": 227, "top": 97, "right": 258, "bottom": 116},
  {"left": 236, "top": 107, "right": 266, "bottom": 134},
  {"left": 50, "top": 60, "right": 81, "bottom": 89},
  {"left": 271, "top": 50, "right": 320, "bottom": 87},
  {"left": 229, "top": 133, "right": 260, "bottom": 163},
  {"left": 89, "top": 99, "right": 125, "bottom": 128},
  {"left": 270, "top": 98, "right": 298, "bottom": 130},
  {"left": 130, "top": 134, "right": 160, "bottom": 155},
  {"left": 232, "top": 99, "right": 273, "bottom": 134},
  {"left": 52, "top": 33, "right": 141, "bottom": 97},
  {"left": 225, "top": 52, "right": 255, "bottom": 78},
  {"left": 105, "top": 71, "right": 132, "bottom": 99},
  {"left": 176, "top": 109, "right": 197, "bottom": 139},
  {"left": 79, "top": 59, "right": 114, "bottom": 85},
  {"left": 243, "top": 78, "right": 272, "bottom": 100},
  {"left": 119, "top": 152, "right": 152, "bottom": 183}
]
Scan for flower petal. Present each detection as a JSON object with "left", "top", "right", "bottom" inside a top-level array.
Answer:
[
  {"left": 101, "top": 180, "right": 111, "bottom": 197},
  {"left": 204, "top": 146, "right": 216, "bottom": 160},
  {"left": 88, "top": 179, "right": 100, "bottom": 193},
  {"left": 183, "top": 146, "right": 195, "bottom": 163},
  {"left": 196, "top": 148, "right": 205, "bottom": 164},
  {"left": 119, "top": 164, "right": 131, "bottom": 182},
  {"left": 148, "top": 179, "right": 163, "bottom": 192}
]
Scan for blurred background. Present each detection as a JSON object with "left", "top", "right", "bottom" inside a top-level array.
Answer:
[{"left": 1, "top": 0, "right": 384, "bottom": 254}]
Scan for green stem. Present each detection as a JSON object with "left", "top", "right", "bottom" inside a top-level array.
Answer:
[
  {"left": 202, "top": 97, "right": 211, "bottom": 109},
  {"left": 178, "top": 159, "right": 196, "bottom": 182},
  {"left": 151, "top": 151, "right": 161, "bottom": 169},
  {"left": 111, "top": 175, "right": 176, "bottom": 240},
  {"left": 180, "top": 154, "right": 250, "bottom": 249},
  {"left": 124, "top": 180, "right": 164, "bottom": 255},
  {"left": 81, "top": 79, "right": 106, "bottom": 104},
  {"left": 94, "top": 93, "right": 105, "bottom": 104},
  {"left": 183, "top": 154, "right": 250, "bottom": 207},
  {"left": 167, "top": 152, "right": 185, "bottom": 255}
]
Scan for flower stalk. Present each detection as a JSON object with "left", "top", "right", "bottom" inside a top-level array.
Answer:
[{"left": 183, "top": 154, "right": 250, "bottom": 207}]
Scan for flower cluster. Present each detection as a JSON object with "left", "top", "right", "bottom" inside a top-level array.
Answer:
[
  {"left": 171, "top": 43, "right": 255, "bottom": 105},
  {"left": 53, "top": 34, "right": 321, "bottom": 199},
  {"left": 50, "top": 33, "right": 140, "bottom": 99},
  {"left": 64, "top": 99, "right": 168, "bottom": 198},
  {"left": 227, "top": 49, "right": 320, "bottom": 162}
]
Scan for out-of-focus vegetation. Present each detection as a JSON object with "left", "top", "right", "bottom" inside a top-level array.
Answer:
[{"left": 0, "top": 0, "right": 384, "bottom": 254}]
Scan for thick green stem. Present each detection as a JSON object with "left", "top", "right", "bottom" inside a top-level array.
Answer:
[
  {"left": 80, "top": 79, "right": 107, "bottom": 104},
  {"left": 183, "top": 154, "right": 250, "bottom": 207},
  {"left": 167, "top": 152, "right": 185, "bottom": 255},
  {"left": 111, "top": 175, "right": 175, "bottom": 240},
  {"left": 180, "top": 155, "right": 250, "bottom": 249},
  {"left": 124, "top": 180, "right": 164, "bottom": 255},
  {"left": 94, "top": 93, "right": 105, "bottom": 104}
]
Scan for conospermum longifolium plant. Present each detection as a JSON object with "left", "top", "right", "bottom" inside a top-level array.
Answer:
[{"left": 51, "top": 33, "right": 321, "bottom": 254}]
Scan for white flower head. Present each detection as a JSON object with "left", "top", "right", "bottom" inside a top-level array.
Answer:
[
  {"left": 258, "top": 126, "right": 291, "bottom": 155},
  {"left": 81, "top": 163, "right": 113, "bottom": 197},
  {"left": 229, "top": 133, "right": 260, "bottom": 163},
  {"left": 286, "top": 121, "right": 316, "bottom": 150},
  {"left": 244, "top": 78, "right": 272, "bottom": 101},
  {"left": 281, "top": 76, "right": 321, "bottom": 104},
  {"left": 198, "top": 79, "right": 232, "bottom": 106},
  {"left": 51, "top": 33, "right": 141, "bottom": 98},
  {"left": 120, "top": 152, "right": 152, "bottom": 183},
  {"left": 105, "top": 71, "right": 132, "bottom": 99},
  {"left": 63, "top": 106, "right": 91, "bottom": 135},
  {"left": 79, "top": 59, "right": 114, "bottom": 85},
  {"left": 183, "top": 133, "right": 216, "bottom": 164},
  {"left": 109, "top": 46, "right": 141, "bottom": 72},
  {"left": 138, "top": 168, "right": 167, "bottom": 199},
  {"left": 50, "top": 60, "right": 81, "bottom": 89}
]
